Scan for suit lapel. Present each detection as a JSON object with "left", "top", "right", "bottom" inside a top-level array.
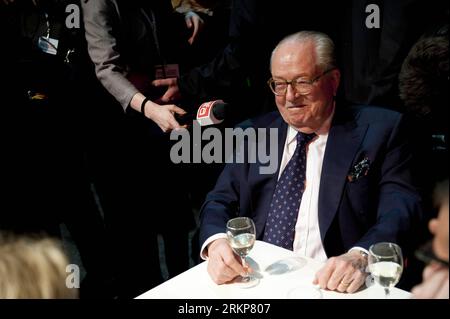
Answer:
[
  {"left": 318, "top": 108, "right": 368, "bottom": 243},
  {"left": 251, "top": 116, "right": 287, "bottom": 238}
]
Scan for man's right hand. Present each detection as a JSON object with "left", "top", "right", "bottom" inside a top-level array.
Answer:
[{"left": 206, "top": 238, "right": 249, "bottom": 284}]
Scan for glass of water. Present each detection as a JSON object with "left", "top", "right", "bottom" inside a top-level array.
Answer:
[
  {"left": 226, "top": 217, "right": 259, "bottom": 288},
  {"left": 368, "top": 242, "right": 403, "bottom": 298}
]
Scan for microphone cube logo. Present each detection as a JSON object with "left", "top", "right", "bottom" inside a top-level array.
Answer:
[
  {"left": 197, "top": 103, "right": 212, "bottom": 119},
  {"left": 196, "top": 100, "right": 225, "bottom": 126},
  {"left": 197, "top": 100, "right": 223, "bottom": 119}
]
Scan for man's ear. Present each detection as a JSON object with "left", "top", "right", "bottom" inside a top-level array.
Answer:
[{"left": 331, "top": 69, "right": 341, "bottom": 96}]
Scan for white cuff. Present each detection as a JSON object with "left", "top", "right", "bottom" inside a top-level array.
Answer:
[
  {"left": 200, "top": 233, "right": 227, "bottom": 260},
  {"left": 349, "top": 246, "right": 369, "bottom": 257}
]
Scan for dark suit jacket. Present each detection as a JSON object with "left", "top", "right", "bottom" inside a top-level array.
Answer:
[{"left": 199, "top": 104, "right": 422, "bottom": 257}]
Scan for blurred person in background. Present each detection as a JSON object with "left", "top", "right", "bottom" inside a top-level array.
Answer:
[
  {"left": 399, "top": 24, "right": 449, "bottom": 206},
  {"left": 0, "top": 234, "right": 78, "bottom": 299},
  {"left": 412, "top": 180, "right": 449, "bottom": 299},
  {"left": 398, "top": 24, "right": 448, "bottom": 290}
]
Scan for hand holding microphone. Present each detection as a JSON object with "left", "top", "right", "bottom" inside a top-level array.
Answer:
[
  {"left": 175, "top": 100, "right": 228, "bottom": 126},
  {"left": 146, "top": 103, "right": 187, "bottom": 133},
  {"left": 135, "top": 92, "right": 187, "bottom": 133},
  {"left": 151, "top": 77, "right": 228, "bottom": 127}
]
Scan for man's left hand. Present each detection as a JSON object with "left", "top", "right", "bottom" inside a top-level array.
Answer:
[{"left": 313, "top": 250, "right": 368, "bottom": 293}]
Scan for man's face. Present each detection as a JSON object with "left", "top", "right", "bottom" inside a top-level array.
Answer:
[{"left": 270, "top": 41, "right": 340, "bottom": 133}]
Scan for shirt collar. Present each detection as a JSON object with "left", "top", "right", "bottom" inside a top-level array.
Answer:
[
  {"left": 287, "top": 126, "right": 299, "bottom": 146},
  {"left": 286, "top": 125, "right": 329, "bottom": 147}
]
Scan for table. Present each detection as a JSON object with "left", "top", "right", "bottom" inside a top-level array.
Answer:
[{"left": 137, "top": 240, "right": 411, "bottom": 299}]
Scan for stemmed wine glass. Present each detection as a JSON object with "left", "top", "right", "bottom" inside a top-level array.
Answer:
[
  {"left": 226, "top": 217, "right": 259, "bottom": 288},
  {"left": 368, "top": 242, "right": 403, "bottom": 298}
]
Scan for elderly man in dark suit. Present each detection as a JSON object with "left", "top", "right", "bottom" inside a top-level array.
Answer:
[{"left": 199, "top": 31, "right": 422, "bottom": 293}]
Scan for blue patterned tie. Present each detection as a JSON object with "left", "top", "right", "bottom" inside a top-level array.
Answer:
[{"left": 263, "top": 132, "right": 315, "bottom": 250}]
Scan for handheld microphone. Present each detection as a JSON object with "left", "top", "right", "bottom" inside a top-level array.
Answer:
[
  {"left": 174, "top": 100, "right": 228, "bottom": 126},
  {"left": 196, "top": 100, "right": 227, "bottom": 126}
]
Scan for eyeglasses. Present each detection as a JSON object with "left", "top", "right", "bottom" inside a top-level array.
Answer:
[{"left": 267, "top": 68, "right": 336, "bottom": 96}]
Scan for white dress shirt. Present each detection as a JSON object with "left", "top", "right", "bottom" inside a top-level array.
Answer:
[{"left": 282, "top": 126, "right": 329, "bottom": 261}]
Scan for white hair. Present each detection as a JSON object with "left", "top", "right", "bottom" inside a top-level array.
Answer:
[{"left": 271, "top": 31, "right": 337, "bottom": 71}]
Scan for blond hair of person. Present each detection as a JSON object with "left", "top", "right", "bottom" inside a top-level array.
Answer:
[{"left": 0, "top": 235, "right": 78, "bottom": 299}]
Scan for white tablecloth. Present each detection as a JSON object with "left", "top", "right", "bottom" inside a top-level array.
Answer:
[{"left": 137, "top": 240, "right": 411, "bottom": 299}]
